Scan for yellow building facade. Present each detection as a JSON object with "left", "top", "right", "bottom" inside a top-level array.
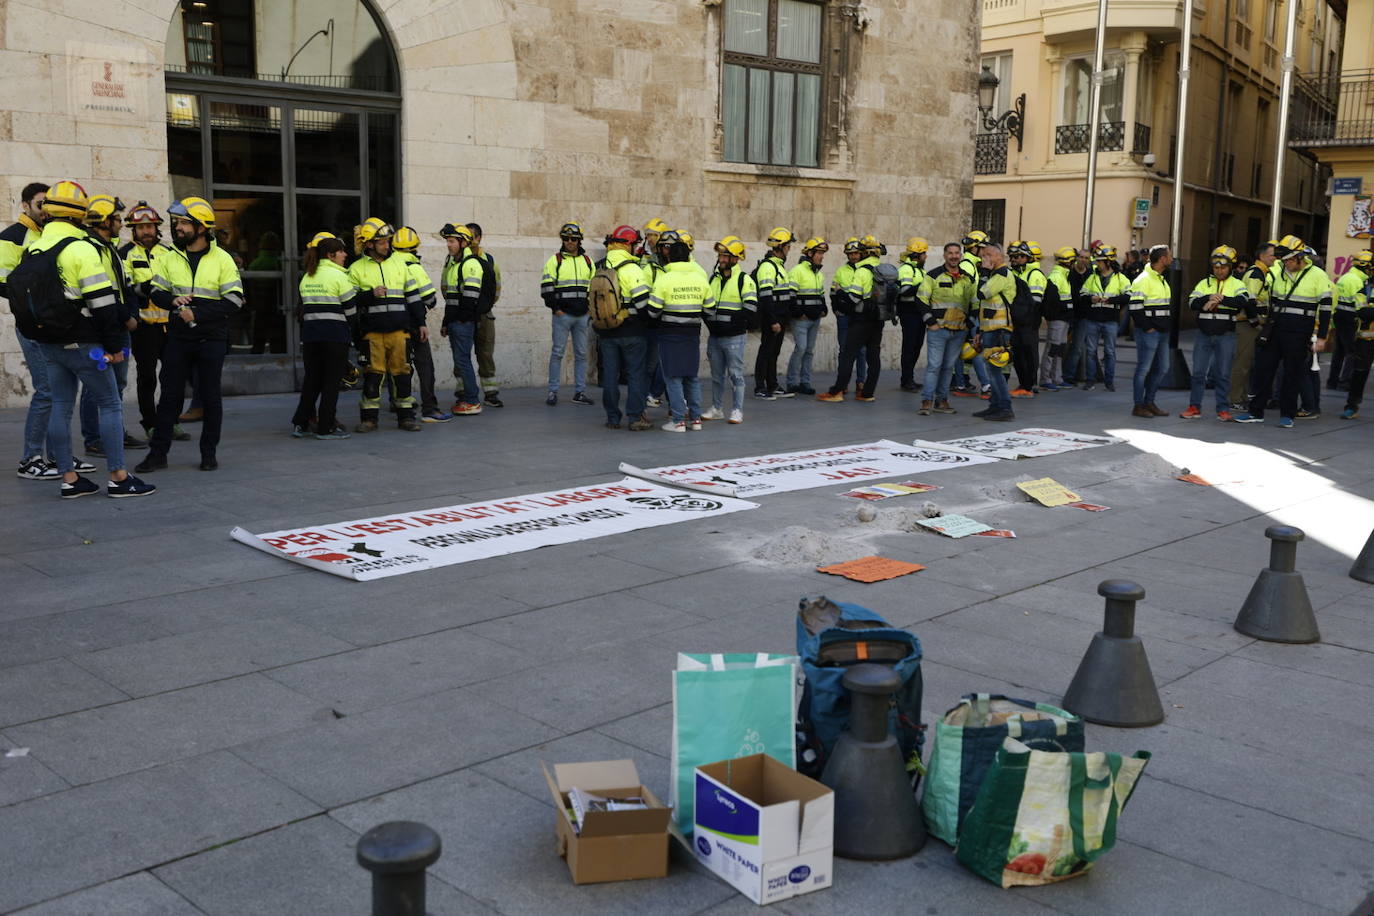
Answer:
[{"left": 977, "top": 0, "right": 1343, "bottom": 269}]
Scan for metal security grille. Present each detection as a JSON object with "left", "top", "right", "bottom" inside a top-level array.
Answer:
[
  {"left": 975, "top": 133, "right": 1008, "bottom": 175},
  {"left": 972, "top": 199, "right": 1006, "bottom": 245}
]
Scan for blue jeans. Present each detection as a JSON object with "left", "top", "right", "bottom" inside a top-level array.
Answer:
[
  {"left": 644, "top": 328, "right": 666, "bottom": 398},
  {"left": 923, "top": 327, "right": 966, "bottom": 402},
  {"left": 548, "top": 312, "right": 589, "bottom": 393},
  {"left": 41, "top": 343, "right": 126, "bottom": 473},
  {"left": 835, "top": 313, "right": 866, "bottom": 384},
  {"left": 17, "top": 332, "right": 57, "bottom": 460},
  {"left": 446, "top": 321, "right": 479, "bottom": 404},
  {"left": 1190, "top": 332, "right": 1236, "bottom": 413},
  {"left": 1133, "top": 328, "right": 1171, "bottom": 406},
  {"left": 81, "top": 331, "right": 131, "bottom": 447},
  {"left": 974, "top": 330, "right": 1012, "bottom": 411},
  {"left": 664, "top": 375, "right": 701, "bottom": 423},
  {"left": 786, "top": 318, "right": 818, "bottom": 388},
  {"left": 1083, "top": 319, "right": 1117, "bottom": 385},
  {"left": 709, "top": 333, "right": 747, "bottom": 411},
  {"left": 599, "top": 333, "right": 648, "bottom": 424},
  {"left": 1063, "top": 319, "right": 1087, "bottom": 382}
]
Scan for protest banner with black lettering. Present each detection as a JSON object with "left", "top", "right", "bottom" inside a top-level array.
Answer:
[{"left": 231, "top": 478, "right": 757, "bottom": 581}]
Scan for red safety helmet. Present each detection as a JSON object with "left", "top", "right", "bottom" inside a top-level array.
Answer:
[{"left": 605, "top": 225, "right": 640, "bottom": 246}]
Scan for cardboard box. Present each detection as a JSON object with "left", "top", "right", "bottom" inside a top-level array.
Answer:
[
  {"left": 693, "top": 753, "right": 834, "bottom": 905},
  {"left": 542, "top": 759, "right": 671, "bottom": 884}
]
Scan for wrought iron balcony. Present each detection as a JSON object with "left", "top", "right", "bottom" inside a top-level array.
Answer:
[
  {"left": 1288, "top": 70, "right": 1374, "bottom": 148},
  {"left": 1054, "top": 121, "right": 1154, "bottom": 156},
  {"left": 976, "top": 132, "right": 1009, "bottom": 175}
]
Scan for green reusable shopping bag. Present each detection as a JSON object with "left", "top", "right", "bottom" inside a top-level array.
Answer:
[
  {"left": 671, "top": 652, "right": 801, "bottom": 835},
  {"left": 956, "top": 737, "right": 1151, "bottom": 888}
]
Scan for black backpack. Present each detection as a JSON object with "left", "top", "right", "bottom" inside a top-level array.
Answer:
[
  {"left": 8, "top": 237, "right": 83, "bottom": 342},
  {"left": 862, "top": 263, "right": 901, "bottom": 322},
  {"left": 1004, "top": 273, "right": 1036, "bottom": 327}
]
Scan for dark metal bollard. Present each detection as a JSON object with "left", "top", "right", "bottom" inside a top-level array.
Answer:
[
  {"left": 356, "top": 821, "right": 442, "bottom": 916},
  {"left": 1234, "top": 525, "right": 1320, "bottom": 643},
  {"left": 1061, "top": 579, "right": 1165, "bottom": 728},
  {"left": 820, "top": 664, "right": 926, "bottom": 860},
  {"left": 1350, "top": 527, "right": 1374, "bottom": 584}
]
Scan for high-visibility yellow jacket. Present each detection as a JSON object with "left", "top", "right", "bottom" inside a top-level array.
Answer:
[
  {"left": 24, "top": 219, "right": 122, "bottom": 350},
  {"left": 399, "top": 251, "right": 437, "bottom": 317},
  {"left": 0, "top": 213, "right": 41, "bottom": 296},
  {"left": 596, "top": 248, "right": 652, "bottom": 337},
  {"left": 541, "top": 249, "right": 594, "bottom": 316},
  {"left": 121, "top": 240, "right": 170, "bottom": 323},
  {"left": 753, "top": 253, "right": 794, "bottom": 325},
  {"left": 349, "top": 253, "right": 424, "bottom": 334},
  {"left": 1079, "top": 270, "right": 1131, "bottom": 323},
  {"left": 1241, "top": 264, "right": 1272, "bottom": 321},
  {"left": 150, "top": 239, "right": 244, "bottom": 341},
  {"left": 788, "top": 260, "right": 826, "bottom": 320},
  {"left": 1188, "top": 275, "right": 1252, "bottom": 335},
  {"left": 1269, "top": 259, "right": 1334, "bottom": 338},
  {"left": 1043, "top": 264, "right": 1073, "bottom": 322},
  {"left": 441, "top": 253, "right": 492, "bottom": 324},
  {"left": 706, "top": 266, "right": 758, "bottom": 336},
  {"left": 648, "top": 261, "right": 715, "bottom": 332},
  {"left": 897, "top": 257, "right": 930, "bottom": 315},
  {"left": 298, "top": 259, "right": 357, "bottom": 344},
  {"left": 1334, "top": 266, "right": 1369, "bottom": 315},
  {"left": 1128, "top": 265, "right": 1172, "bottom": 332},
  {"left": 923, "top": 264, "right": 975, "bottom": 329},
  {"left": 976, "top": 266, "right": 1016, "bottom": 331}
]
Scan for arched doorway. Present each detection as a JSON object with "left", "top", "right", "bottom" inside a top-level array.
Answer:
[{"left": 164, "top": 0, "right": 401, "bottom": 392}]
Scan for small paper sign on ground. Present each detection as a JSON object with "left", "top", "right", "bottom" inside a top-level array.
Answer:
[
  {"left": 1176, "top": 474, "right": 1212, "bottom": 486},
  {"left": 974, "top": 529, "right": 1018, "bottom": 538},
  {"left": 1068, "top": 502, "right": 1111, "bottom": 512},
  {"left": 1017, "top": 478, "right": 1081, "bottom": 507},
  {"left": 915, "top": 514, "right": 992, "bottom": 538},
  {"left": 841, "top": 481, "right": 940, "bottom": 501},
  {"left": 817, "top": 556, "right": 926, "bottom": 583}
]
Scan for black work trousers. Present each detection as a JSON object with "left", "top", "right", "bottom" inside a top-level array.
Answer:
[
  {"left": 754, "top": 322, "right": 786, "bottom": 393},
  {"left": 1247, "top": 328, "right": 1310, "bottom": 420},
  {"left": 292, "top": 341, "right": 350, "bottom": 433},
  {"left": 1011, "top": 324, "right": 1040, "bottom": 390},
  {"left": 131, "top": 321, "right": 167, "bottom": 431},
  {"left": 1330, "top": 312, "right": 1356, "bottom": 386},
  {"left": 151, "top": 336, "right": 227, "bottom": 458},
  {"left": 1345, "top": 338, "right": 1374, "bottom": 409},
  {"left": 830, "top": 316, "right": 884, "bottom": 397},
  {"left": 897, "top": 310, "right": 926, "bottom": 386}
]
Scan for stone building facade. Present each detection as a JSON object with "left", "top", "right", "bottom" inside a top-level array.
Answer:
[{"left": 0, "top": 0, "right": 979, "bottom": 406}]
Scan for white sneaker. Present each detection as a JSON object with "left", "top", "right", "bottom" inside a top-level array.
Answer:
[
  {"left": 700, "top": 407, "right": 723, "bottom": 421},
  {"left": 661, "top": 419, "right": 686, "bottom": 433},
  {"left": 17, "top": 455, "right": 60, "bottom": 480},
  {"left": 645, "top": 396, "right": 662, "bottom": 408},
  {"left": 689, "top": 417, "right": 703, "bottom": 431},
  {"left": 728, "top": 409, "right": 743, "bottom": 424}
]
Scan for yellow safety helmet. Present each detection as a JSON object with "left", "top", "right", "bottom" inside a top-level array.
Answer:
[
  {"left": 657, "top": 229, "right": 683, "bottom": 247},
  {"left": 83, "top": 194, "right": 125, "bottom": 226},
  {"left": 860, "top": 234, "right": 882, "bottom": 253},
  {"left": 1008, "top": 240, "right": 1027, "bottom": 258},
  {"left": 984, "top": 346, "right": 1011, "bottom": 369},
  {"left": 644, "top": 217, "right": 669, "bottom": 235},
  {"left": 679, "top": 231, "right": 696, "bottom": 251},
  {"left": 41, "top": 180, "right": 89, "bottom": 220},
  {"left": 1209, "top": 245, "right": 1238, "bottom": 265},
  {"left": 904, "top": 237, "right": 929, "bottom": 257},
  {"left": 766, "top": 227, "right": 794, "bottom": 247},
  {"left": 842, "top": 237, "right": 864, "bottom": 254},
  {"left": 1353, "top": 250, "right": 1374, "bottom": 269},
  {"left": 960, "top": 341, "right": 979, "bottom": 361},
  {"left": 306, "top": 231, "right": 338, "bottom": 249},
  {"left": 357, "top": 216, "right": 394, "bottom": 245},
  {"left": 1094, "top": 244, "right": 1118, "bottom": 261},
  {"left": 167, "top": 196, "right": 216, "bottom": 230},
  {"left": 802, "top": 236, "right": 829, "bottom": 253},
  {"left": 393, "top": 226, "right": 421, "bottom": 252},
  {"left": 1054, "top": 246, "right": 1077, "bottom": 264},
  {"left": 1274, "top": 234, "right": 1306, "bottom": 259},
  {"left": 559, "top": 221, "right": 584, "bottom": 241},
  {"left": 1023, "top": 240, "right": 1042, "bottom": 258},
  {"left": 439, "top": 223, "right": 474, "bottom": 243},
  {"left": 962, "top": 229, "right": 990, "bottom": 250},
  {"left": 125, "top": 201, "right": 163, "bottom": 226},
  {"left": 715, "top": 235, "right": 746, "bottom": 259}
]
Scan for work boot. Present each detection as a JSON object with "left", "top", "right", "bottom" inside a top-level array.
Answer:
[
  {"left": 355, "top": 420, "right": 379, "bottom": 433},
  {"left": 933, "top": 400, "right": 956, "bottom": 414},
  {"left": 1131, "top": 405, "right": 1154, "bottom": 418},
  {"left": 919, "top": 399, "right": 932, "bottom": 416},
  {"left": 179, "top": 407, "right": 204, "bottom": 422},
  {"left": 399, "top": 418, "right": 422, "bottom": 432},
  {"left": 484, "top": 391, "right": 504, "bottom": 408},
  {"left": 134, "top": 453, "right": 167, "bottom": 473},
  {"left": 1147, "top": 403, "right": 1166, "bottom": 416}
]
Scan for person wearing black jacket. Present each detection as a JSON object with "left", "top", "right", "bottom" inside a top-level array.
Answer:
[
  {"left": 704, "top": 235, "right": 758, "bottom": 424},
  {"left": 1181, "top": 246, "right": 1253, "bottom": 420},
  {"left": 1063, "top": 248, "right": 1094, "bottom": 384},
  {"left": 1074, "top": 246, "right": 1131, "bottom": 391},
  {"left": 752, "top": 228, "right": 795, "bottom": 399}
]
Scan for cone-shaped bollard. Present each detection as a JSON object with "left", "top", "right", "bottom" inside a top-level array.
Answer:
[
  {"left": 1235, "top": 525, "right": 1320, "bottom": 643},
  {"left": 1062, "top": 580, "right": 1165, "bottom": 728},
  {"left": 820, "top": 663, "right": 926, "bottom": 860},
  {"left": 357, "top": 821, "right": 442, "bottom": 916},
  {"left": 1350, "top": 527, "right": 1374, "bottom": 584}
]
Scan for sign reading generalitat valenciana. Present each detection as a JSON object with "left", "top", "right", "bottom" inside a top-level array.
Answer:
[
  {"left": 67, "top": 43, "right": 151, "bottom": 122},
  {"left": 232, "top": 478, "right": 757, "bottom": 580}
]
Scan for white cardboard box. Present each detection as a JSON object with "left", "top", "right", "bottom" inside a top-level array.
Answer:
[{"left": 692, "top": 754, "right": 834, "bottom": 905}]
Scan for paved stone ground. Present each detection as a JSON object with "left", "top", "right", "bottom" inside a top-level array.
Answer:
[{"left": 2, "top": 342, "right": 1373, "bottom": 915}]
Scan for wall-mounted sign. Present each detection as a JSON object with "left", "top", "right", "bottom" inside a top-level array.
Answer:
[
  {"left": 1333, "top": 177, "right": 1363, "bottom": 196},
  {"left": 1131, "top": 197, "right": 1150, "bottom": 229},
  {"left": 66, "top": 43, "right": 152, "bottom": 123}
]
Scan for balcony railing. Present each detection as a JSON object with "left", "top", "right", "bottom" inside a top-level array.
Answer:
[
  {"left": 1288, "top": 70, "right": 1374, "bottom": 148},
  {"left": 1055, "top": 121, "right": 1153, "bottom": 155},
  {"left": 975, "top": 132, "right": 1009, "bottom": 175}
]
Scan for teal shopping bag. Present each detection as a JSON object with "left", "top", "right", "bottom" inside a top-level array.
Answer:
[{"left": 671, "top": 652, "right": 801, "bottom": 835}]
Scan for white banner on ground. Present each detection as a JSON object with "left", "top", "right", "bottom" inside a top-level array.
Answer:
[
  {"left": 231, "top": 478, "right": 758, "bottom": 581},
  {"left": 920, "top": 428, "right": 1124, "bottom": 461},
  {"left": 622, "top": 439, "right": 997, "bottom": 498}
]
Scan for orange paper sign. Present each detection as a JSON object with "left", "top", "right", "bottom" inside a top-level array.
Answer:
[
  {"left": 816, "top": 556, "right": 926, "bottom": 583},
  {"left": 1176, "top": 474, "right": 1212, "bottom": 486}
]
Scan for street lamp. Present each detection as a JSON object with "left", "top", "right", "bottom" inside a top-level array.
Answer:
[{"left": 977, "top": 65, "right": 1026, "bottom": 152}]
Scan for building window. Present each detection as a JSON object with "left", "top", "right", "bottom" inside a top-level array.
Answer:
[
  {"left": 1062, "top": 52, "right": 1124, "bottom": 126},
  {"left": 1234, "top": 0, "right": 1253, "bottom": 50},
  {"left": 721, "top": 0, "right": 824, "bottom": 168},
  {"left": 981, "top": 52, "right": 1014, "bottom": 115},
  {"left": 971, "top": 199, "right": 1006, "bottom": 246}
]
